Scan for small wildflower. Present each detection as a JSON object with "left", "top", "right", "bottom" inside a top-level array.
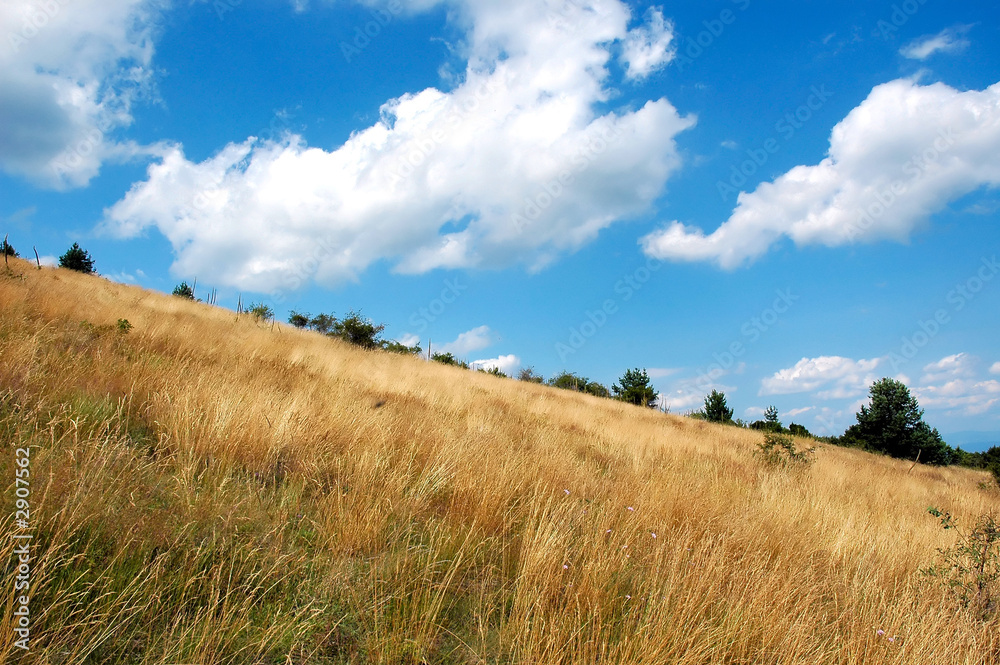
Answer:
[
  {"left": 626, "top": 506, "right": 634, "bottom": 512},
  {"left": 564, "top": 489, "right": 570, "bottom": 495},
  {"left": 876, "top": 630, "right": 884, "bottom": 636},
  {"left": 651, "top": 532, "right": 657, "bottom": 538},
  {"left": 606, "top": 528, "right": 612, "bottom": 533},
  {"left": 888, "top": 637, "right": 896, "bottom": 643},
  {"left": 625, "top": 595, "right": 631, "bottom": 599},
  {"left": 563, "top": 564, "right": 569, "bottom": 569}
]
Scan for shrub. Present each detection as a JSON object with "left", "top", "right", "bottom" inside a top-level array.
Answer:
[
  {"left": 59, "top": 242, "right": 95, "bottom": 274},
  {"left": 383, "top": 340, "right": 422, "bottom": 355},
  {"left": 756, "top": 431, "right": 814, "bottom": 467},
  {"left": 248, "top": 302, "right": 274, "bottom": 323},
  {"left": 329, "top": 310, "right": 385, "bottom": 350},
  {"left": 116, "top": 319, "right": 133, "bottom": 334},
  {"left": 288, "top": 311, "right": 310, "bottom": 328},
  {"left": 923, "top": 508, "right": 1000, "bottom": 621},
  {"left": 172, "top": 282, "right": 195, "bottom": 299},
  {"left": 518, "top": 367, "right": 545, "bottom": 383},
  {"left": 2, "top": 237, "right": 17, "bottom": 258},
  {"left": 431, "top": 352, "right": 469, "bottom": 369}
]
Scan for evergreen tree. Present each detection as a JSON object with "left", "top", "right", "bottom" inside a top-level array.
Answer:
[
  {"left": 843, "top": 378, "right": 953, "bottom": 465},
  {"left": 703, "top": 390, "right": 734, "bottom": 423},
  {"left": 172, "top": 282, "right": 195, "bottom": 299},
  {"left": 58, "top": 243, "right": 95, "bottom": 274},
  {"left": 612, "top": 368, "right": 657, "bottom": 408}
]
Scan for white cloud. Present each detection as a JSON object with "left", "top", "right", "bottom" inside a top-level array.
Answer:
[
  {"left": 760, "top": 356, "right": 882, "bottom": 398},
  {"left": 990, "top": 362, "right": 1000, "bottom": 375},
  {"left": 470, "top": 354, "right": 521, "bottom": 376},
  {"left": 921, "top": 353, "right": 975, "bottom": 384},
  {"left": 641, "top": 78, "right": 1000, "bottom": 268},
  {"left": 915, "top": 379, "right": 1000, "bottom": 416},
  {"left": 646, "top": 367, "right": 682, "bottom": 379},
  {"left": 620, "top": 6, "right": 674, "bottom": 80},
  {"left": 659, "top": 380, "right": 736, "bottom": 413},
  {"left": 786, "top": 407, "right": 814, "bottom": 418},
  {"left": 436, "top": 325, "right": 495, "bottom": 357},
  {"left": 396, "top": 333, "right": 421, "bottom": 348},
  {"left": 0, "top": 0, "right": 164, "bottom": 189},
  {"left": 103, "top": 0, "right": 695, "bottom": 292},
  {"left": 900, "top": 26, "right": 972, "bottom": 60}
]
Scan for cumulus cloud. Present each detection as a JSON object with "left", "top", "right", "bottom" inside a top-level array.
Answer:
[
  {"left": 921, "top": 352, "right": 975, "bottom": 384},
  {"left": 396, "top": 333, "right": 421, "bottom": 348},
  {"left": 103, "top": 0, "right": 695, "bottom": 292},
  {"left": 900, "top": 26, "right": 972, "bottom": 60},
  {"left": 912, "top": 353, "right": 1000, "bottom": 416},
  {"left": 470, "top": 354, "right": 521, "bottom": 376},
  {"left": 620, "top": 6, "right": 674, "bottom": 80},
  {"left": 760, "top": 356, "right": 882, "bottom": 399},
  {"left": 642, "top": 78, "right": 1000, "bottom": 268},
  {"left": 990, "top": 362, "right": 1000, "bottom": 375},
  {"left": 0, "top": 0, "right": 164, "bottom": 189},
  {"left": 436, "top": 325, "right": 496, "bottom": 357}
]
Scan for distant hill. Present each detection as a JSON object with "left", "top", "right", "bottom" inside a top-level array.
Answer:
[
  {"left": 943, "top": 431, "right": 1000, "bottom": 452},
  {"left": 1, "top": 256, "right": 998, "bottom": 663}
]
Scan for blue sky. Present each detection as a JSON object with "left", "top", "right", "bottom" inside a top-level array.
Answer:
[{"left": 2, "top": 0, "right": 999, "bottom": 447}]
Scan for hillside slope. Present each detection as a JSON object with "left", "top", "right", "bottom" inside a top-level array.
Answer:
[{"left": 1, "top": 258, "right": 997, "bottom": 664}]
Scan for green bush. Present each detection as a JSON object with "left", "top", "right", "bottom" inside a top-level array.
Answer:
[
  {"left": 248, "top": 302, "right": 274, "bottom": 323},
  {"left": 703, "top": 390, "right": 733, "bottom": 424},
  {"left": 756, "top": 431, "right": 814, "bottom": 467},
  {"left": 923, "top": 508, "right": 1000, "bottom": 621},
  {"left": 431, "top": 352, "right": 469, "bottom": 369},
  {"left": 172, "top": 282, "right": 195, "bottom": 299}
]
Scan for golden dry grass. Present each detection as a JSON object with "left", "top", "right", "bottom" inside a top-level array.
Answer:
[{"left": 0, "top": 256, "right": 998, "bottom": 663}]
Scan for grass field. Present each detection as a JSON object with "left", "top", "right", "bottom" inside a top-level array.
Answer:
[{"left": 1, "top": 257, "right": 998, "bottom": 663}]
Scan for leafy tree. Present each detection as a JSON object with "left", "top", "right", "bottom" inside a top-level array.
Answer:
[
  {"left": 59, "top": 242, "right": 95, "bottom": 274},
  {"left": 288, "top": 311, "right": 310, "bottom": 328},
  {"left": 584, "top": 381, "right": 611, "bottom": 399},
  {"left": 612, "top": 368, "right": 657, "bottom": 408},
  {"left": 329, "top": 310, "right": 385, "bottom": 349},
  {"left": 703, "top": 390, "right": 734, "bottom": 424},
  {"left": 2, "top": 237, "right": 17, "bottom": 257},
  {"left": 309, "top": 313, "right": 337, "bottom": 335},
  {"left": 431, "top": 352, "right": 469, "bottom": 369},
  {"left": 788, "top": 423, "right": 811, "bottom": 438},
  {"left": 842, "top": 378, "right": 953, "bottom": 465},
  {"left": 518, "top": 367, "right": 545, "bottom": 383},
  {"left": 172, "top": 282, "right": 195, "bottom": 299},
  {"left": 383, "top": 340, "right": 422, "bottom": 355},
  {"left": 548, "top": 371, "right": 586, "bottom": 391}
]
